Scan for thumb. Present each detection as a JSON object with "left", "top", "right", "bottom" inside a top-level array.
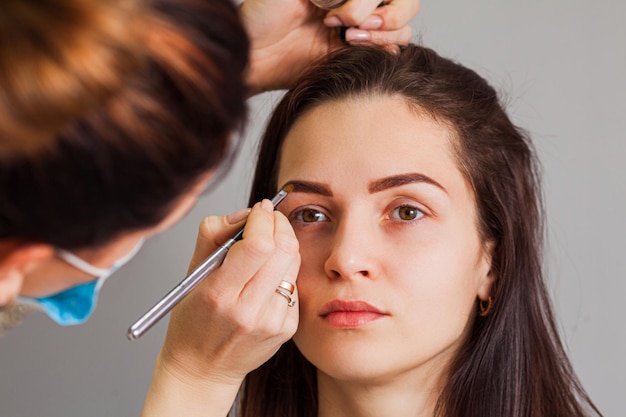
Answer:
[{"left": 188, "top": 208, "right": 250, "bottom": 271}]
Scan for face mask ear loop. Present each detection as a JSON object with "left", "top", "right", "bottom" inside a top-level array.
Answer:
[
  {"left": 110, "top": 239, "right": 145, "bottom": 270},
  {"left": 56, "top": 239, "right": 145, "bottom": 292},
  {"left": 55, "top": 249, "right": 111, "bottom": 277}
]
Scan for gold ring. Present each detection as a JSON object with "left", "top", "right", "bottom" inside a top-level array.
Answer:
[
  {"left": 275, "top": 287, "right": 296, "bottom": 307},
  {"left": 277, "top": 280, "right": 295, "bottom": 295}
]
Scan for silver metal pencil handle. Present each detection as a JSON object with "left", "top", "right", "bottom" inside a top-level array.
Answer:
[
  {"left": 127, "top": 240, "right": 235, "bottom": 340},
  {"left": 126, "top": 187, "right": 290, "bottom": 341}
]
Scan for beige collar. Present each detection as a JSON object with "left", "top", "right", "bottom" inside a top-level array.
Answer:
[{"left": 0, "top": 303, "right": 35, "bottom": 336}]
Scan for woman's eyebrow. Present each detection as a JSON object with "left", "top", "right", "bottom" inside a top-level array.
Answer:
[
  {"left": 281, "top": 180, "right": 333, "bottom": 196},
  {"left": 368, "top": 173, "right": 448, "bottom": 194},
  {"left": 280, "top": 174, "right": 446, "bottom": 197}
]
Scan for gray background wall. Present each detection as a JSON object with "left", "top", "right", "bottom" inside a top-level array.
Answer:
[{"left": 1, "top": 1, "right": 624, "bottom": 416}]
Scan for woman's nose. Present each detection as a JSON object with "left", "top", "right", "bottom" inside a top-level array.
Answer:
[{"left": 323, "top": 218, "right": 379, "bottom": 281}]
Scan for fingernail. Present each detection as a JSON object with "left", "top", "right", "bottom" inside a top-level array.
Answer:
[
  {"left": 345, "top": 29, "right": 371, "bottom": 42},
  {"left": 359, "top": 15, "right": 383, "bottom": 30},
  {"left": 260, "top": 199, "right": 274, "bottom": 213},
  {"left": 324, "top": 15, "right": 343, "bottom": 27},
  {"left": 227, "top": 208, "right": 251, "bottom": 224}
]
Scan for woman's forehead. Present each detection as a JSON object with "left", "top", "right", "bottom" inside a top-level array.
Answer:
[
  {"left": 280, "top": 97, "right": 452, "bottom": 172},
  {"left": 277, "top": 96, "right": 474, "bottom": 202}
]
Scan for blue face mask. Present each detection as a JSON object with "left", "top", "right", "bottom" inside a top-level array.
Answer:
[{"left": 18, "top": 240, "right": 144, "bottom": 326}]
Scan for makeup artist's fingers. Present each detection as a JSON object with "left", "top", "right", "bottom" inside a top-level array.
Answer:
[
  {"left": 211, "top": 200, "right": 281, "bottom": 291},
  {"left": 229, "top": 222, "right": 300, "bottom": 360},
  {"left": 187, "top": 208, "right": 251, "bottom": 272},
  {"left": 236, "top": 209, "right": 300, "bottom": 330},
  {"left": 238, "top": 209, "right": 299, "bottom": 304},
  {"left": 241, "top": 0, "right": 330, "bottom": 94},
  {"left": 259, "top": 255, "right": 300, "bottom": 333},
  {"left": 208, "top": 201, "right": 299, "bottom": 338},
  {"left": 375, "top": 0, "right": 420, "bottom": 31},
  {"left": 242, "top": 0, "right": 419, "bottom": 94},
  {"left": 324, "top": 0, "right": 420, "bottom": 31},
  {"left": 323, "top": 0, "right": 384, "bottom": 28},
  {"left": 322, "top": 0, "right": 418, "bottom": 49},
  {"left": 343, "top": 23, "right": 411, "bottom": 46},
  {"left": 161, "top": 200, "right": 299, "bottom": 382}
]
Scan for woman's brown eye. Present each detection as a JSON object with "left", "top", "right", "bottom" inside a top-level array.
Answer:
[
  {"left": 303, "top": 209, "right": 320, "bottom": 222},
  {"left": 293, "top": 208, "right": 329, "bottom": 223},
  {"left": 394, "top": 205, "right": 423, "bottom": 221}
]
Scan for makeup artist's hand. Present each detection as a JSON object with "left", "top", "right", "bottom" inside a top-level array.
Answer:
[
  {"left": 242, "top": 0, "right": 419, "bottom": 95},
  {"left": 142, "top": 200, "right": 300, "bottom": 417}
]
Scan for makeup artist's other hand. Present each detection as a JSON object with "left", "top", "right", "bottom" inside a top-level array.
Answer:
[
  {"left": 142, "top": 200, "right": 300, "bottom": 417},
  {"left": 242, "top": 0, "right": 419, "bottom": 95},
  {"left": 325, "top": 0, "right": 418, "bottom": 48}
]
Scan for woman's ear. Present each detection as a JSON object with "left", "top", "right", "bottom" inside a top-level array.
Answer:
[
  {"left": 476, "top": 241, "right": 496, "bottom": 301},
  {"left": 0, "top": 242, "right": 53, "bottom": 306}
]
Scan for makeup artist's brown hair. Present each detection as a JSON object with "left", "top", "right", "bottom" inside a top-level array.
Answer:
[
  {"left": 0, "top": 0, "right": 142, "bottom": 155},
  {"left": 242, "top": 45, "right": 602, "bottom": 417},
  {"left": 0, "top": 0, "right": 248, "bottom": 249}
]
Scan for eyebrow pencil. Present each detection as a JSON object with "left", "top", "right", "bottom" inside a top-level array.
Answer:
[{"left": 127, "top": 187, "right": 292, "bottom": 341}]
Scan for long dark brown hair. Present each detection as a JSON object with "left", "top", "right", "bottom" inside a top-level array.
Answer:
[
  {"left": 241, "top": 45, "right": 602, "bottom": 417},
  {"left": 0, "top": 0, "right": 248, "bottom": 249}
]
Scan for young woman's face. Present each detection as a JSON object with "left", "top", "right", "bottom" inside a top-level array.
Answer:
[{"left": 276, "top": 96, "right": 493, "bottom": 387}]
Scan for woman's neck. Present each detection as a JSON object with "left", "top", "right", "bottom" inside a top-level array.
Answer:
[{"left": 316, "top": 365, "right": 444, "bottom": 417}]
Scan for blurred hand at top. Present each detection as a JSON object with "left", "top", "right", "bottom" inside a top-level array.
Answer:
[{"left": 242, "top": 0, "right": 420, "bottom": 95}]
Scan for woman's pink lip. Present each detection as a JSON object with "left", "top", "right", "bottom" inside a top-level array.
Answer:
[
  {"left": 320, "top": 300, "right": 386, "bottom": 328},
  {"left": 320, "top": 300, "right": 383, "bottom": 316}
]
